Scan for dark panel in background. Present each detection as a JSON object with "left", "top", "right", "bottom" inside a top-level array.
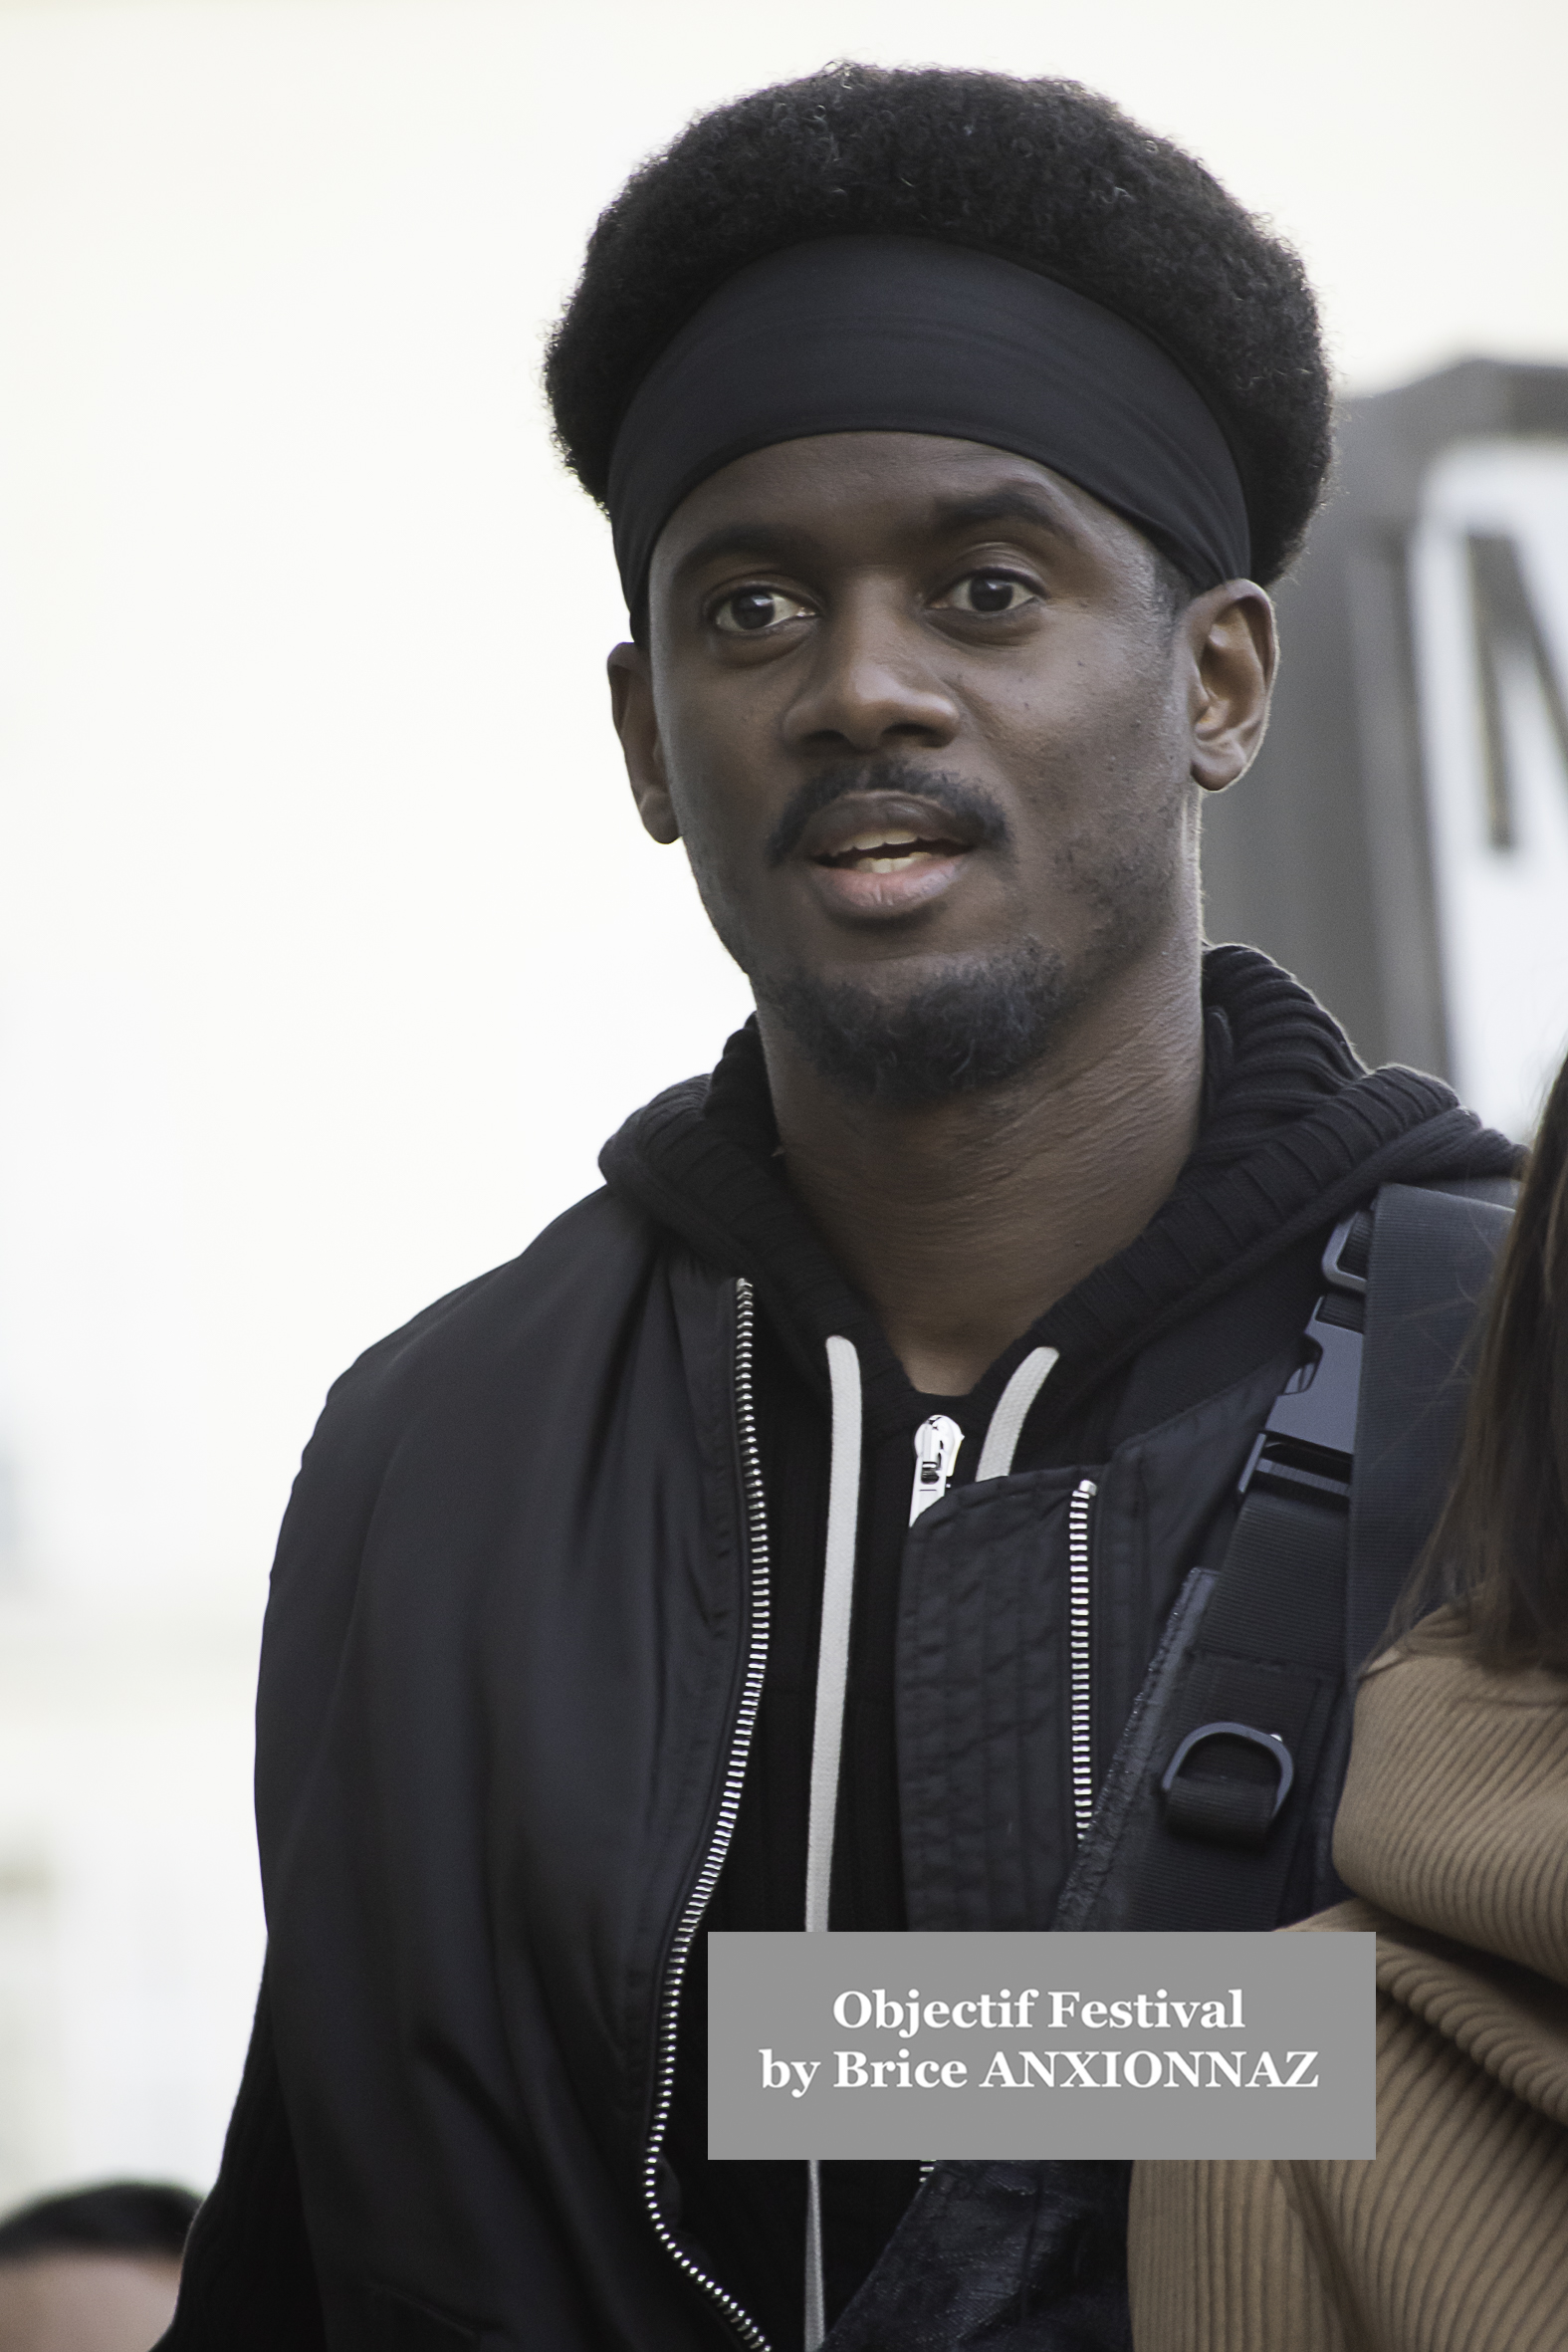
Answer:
[{"left": 1202, "top": 359, "right": 1568, "bottom": 1074}]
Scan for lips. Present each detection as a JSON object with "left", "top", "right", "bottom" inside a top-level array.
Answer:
[
  {"left": 816, "top": 823, "right": 971, "bottom": 875},
  {"left": 796, "top": 793, "right": 983, "bottom": 919}
]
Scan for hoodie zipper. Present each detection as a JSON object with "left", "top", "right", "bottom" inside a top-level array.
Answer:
[
  {"left": 1068, "top": 1477, "right": 1098, "bottom": 1843},
  {"left": 641, "top": 1277, "right": 773, "bottom": 2352},
  {"left": 909, "top": 1414, "right": 964, "bottom": 1523}
]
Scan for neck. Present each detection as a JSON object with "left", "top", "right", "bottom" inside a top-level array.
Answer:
[{"left": 758, "top": 931, "right": 1205, "bottom": 1393}]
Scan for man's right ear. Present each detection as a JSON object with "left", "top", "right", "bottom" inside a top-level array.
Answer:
[{"left": 607, "top": 641, "right": 680, "bottom": 844}]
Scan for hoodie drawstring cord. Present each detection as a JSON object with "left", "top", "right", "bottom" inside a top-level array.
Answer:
[
  {"left": 803, "top": 1335, "right": 863, "bottom": 2351},
  {"left": 974, "top": 1345, "right": 1059, "bottom": 1482}
]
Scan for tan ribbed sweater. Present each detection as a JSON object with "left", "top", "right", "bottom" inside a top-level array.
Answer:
[{"left": 1129, "top": 1628, "right": 1568, "bottom": 2351}]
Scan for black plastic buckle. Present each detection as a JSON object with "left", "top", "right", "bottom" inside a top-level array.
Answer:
[
  {"left": 1237, "top": 1212, "right": 1369, "bottom": 1505},
  {"left": 1161, "top": 1720, "right": 1295, "bottom": 1849}
]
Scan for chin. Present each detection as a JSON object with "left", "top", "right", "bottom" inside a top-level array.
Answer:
[{"left": 759, "top": 941, "right": 1079, "bottom": 1106}]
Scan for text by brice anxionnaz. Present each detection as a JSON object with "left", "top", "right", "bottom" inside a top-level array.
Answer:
[{"left": 758, "top": 1983, "right": 1322, "bottom": 2097}]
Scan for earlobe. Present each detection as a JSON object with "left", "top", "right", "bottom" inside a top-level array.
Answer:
[
  {"left": 607, "top": 640, "right": 680, "bottom": 843},
  {"left": 1189, "top": 585, "right": 1277, "bottom": 795}
]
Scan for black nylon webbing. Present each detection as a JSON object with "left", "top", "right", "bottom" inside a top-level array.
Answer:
[
  {"left": 1110, "top": 1485, "right": 1345, "bottom": 1930},
  {"left": 1055, "top": 1177, "right": 1515, "bottom": 1941}
]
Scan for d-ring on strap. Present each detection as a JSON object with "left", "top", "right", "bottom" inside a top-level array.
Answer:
[{"left": 1161, "top": 1721, "right": 1294, "bottom": 1850}]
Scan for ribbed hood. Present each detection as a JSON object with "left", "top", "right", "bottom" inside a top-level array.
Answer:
[
  {"left": 1327, "top": 1633, "right": 1568, "bottom": 2124},
  {"left": 600, "top": 945, "right": 1519, "bottom": 1437}
]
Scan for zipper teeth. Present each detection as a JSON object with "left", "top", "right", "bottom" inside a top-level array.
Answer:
[
  {"left": 1068, "top": 1477, "right": 1098, "bottom": 1844},
  {"left": 641, "top": 1277, "right": 773, "bottom": 2352}
]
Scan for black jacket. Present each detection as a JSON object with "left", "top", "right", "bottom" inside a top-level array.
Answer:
[{"left": 163, "top": 950, "right": 1518, "bottom": 2352}]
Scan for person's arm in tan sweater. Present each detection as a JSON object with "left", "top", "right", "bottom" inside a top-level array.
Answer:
[{"left": 1129, "top": 2157, "right": 1356, "bottom": 2352}]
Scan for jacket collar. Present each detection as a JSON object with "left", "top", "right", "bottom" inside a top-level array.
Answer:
[{"left": 600, "top": 945, "right": 1520, "bottom": 1438}]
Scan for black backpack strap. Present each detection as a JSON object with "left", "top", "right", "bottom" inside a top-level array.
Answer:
[
  {"left": 1054, "top": 1176, "right": 1513, "bottom": 1936},
  {"left": 1054, "top": 1218, "right": 1365, "bottom": 1931}
]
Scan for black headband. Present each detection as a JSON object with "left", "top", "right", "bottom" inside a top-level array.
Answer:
[{"left": 606, "top": 235, "right": 1252, "bottom": 614}]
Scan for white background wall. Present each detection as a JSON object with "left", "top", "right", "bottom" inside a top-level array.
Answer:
[{"left": 0, "top": 0, "right": 1565, "bottom": 2206}]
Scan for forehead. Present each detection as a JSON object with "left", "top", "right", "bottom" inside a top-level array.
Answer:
[{"left": 649, "top": 431, "right": 1151, "bottom": 587}]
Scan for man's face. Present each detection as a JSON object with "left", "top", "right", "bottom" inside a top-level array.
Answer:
[{"left": 611, "top": 432, "right": 1270, "bottom": 1101}]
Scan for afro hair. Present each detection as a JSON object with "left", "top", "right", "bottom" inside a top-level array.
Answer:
[{"left": 545, "top": 65, "right": 1332, "bottom": 588}]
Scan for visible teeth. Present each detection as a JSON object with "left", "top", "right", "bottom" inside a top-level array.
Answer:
[
  {"left": 862, "top": 853, "right": 924, "bottom": 872},
  {"left": 838, "top": 826, "right": 919, "bottom": 852}
]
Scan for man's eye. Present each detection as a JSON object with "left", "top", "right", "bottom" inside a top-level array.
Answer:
[
  {"left": 942, "top": 572, "right": 1037, "bottom": 616},
  {"left": 711, "top": 587, "right": 812, "bottom": 635}
]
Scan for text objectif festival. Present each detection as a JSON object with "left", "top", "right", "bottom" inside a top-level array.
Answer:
[
  {"left": 762, "top": 1981, "right": 1318, "bottom": 2096},
  {"left": 707, "top": 1930, "right": 1375, "bottom": 2162}
]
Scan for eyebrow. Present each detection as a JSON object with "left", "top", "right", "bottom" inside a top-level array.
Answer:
[
  {"left": 920, "top": 485, "right": 1083, "bottom": 544},
  {"left": 670, "top": 521, "right": 806, "bottom": 582},
  {"left": 667, "top": 478, "right": 1084, "bottom": 587}
]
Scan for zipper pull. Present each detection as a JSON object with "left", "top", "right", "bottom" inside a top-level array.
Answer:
[{"left": 909, "top": 1415, "right": 964, "bottom": 1525}]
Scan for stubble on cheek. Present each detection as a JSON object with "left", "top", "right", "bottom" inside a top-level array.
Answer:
[
  {"left": 1013, "top": 669, "right": 1197, "bottom": 985},
  {"left": 662, "top": 758, "right": 764, "bottom": 976},
  {"left": 1046, "top": 785, "right": 1191, "bottom": 982}
]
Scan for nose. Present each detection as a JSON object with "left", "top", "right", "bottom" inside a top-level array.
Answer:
[{"left": 781, "top": 588, "right": 961, "bottom": 755}]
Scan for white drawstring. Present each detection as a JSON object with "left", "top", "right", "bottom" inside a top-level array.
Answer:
[
  {"left": 803, "top": 1333, "right": 863, "bottom": 2351},
  {"left": 803, "top": 2158, "right": 826, "bottom": 2352},
  {"left": 804, "top": 1335, "right": 864, "bottom": 1937},
  {"left": 974, "top": 1346, "right": 1059, "bottom": 1482}
]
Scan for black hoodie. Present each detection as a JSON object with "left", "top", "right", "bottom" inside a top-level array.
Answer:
[{"left": 162, "top": 948, "right": 1517, "bottom": 2352}]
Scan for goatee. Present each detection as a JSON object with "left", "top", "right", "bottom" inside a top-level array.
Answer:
[{"left": 760, "top": 940, "right": 1075, "bottom": 1107}]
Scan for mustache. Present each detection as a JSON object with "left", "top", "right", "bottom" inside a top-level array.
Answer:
[{"left": 763, "top": 759, "right": 1012, "bottom": 868}]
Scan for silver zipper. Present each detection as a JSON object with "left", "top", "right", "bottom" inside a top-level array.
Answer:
[
  {"left": 908, "top": 1414, "right": 964, "bottom": 1524},
  {"left": 1068, "top": 1477, "right": 1098, "bottom": 1843},
  {"left": 640, "top": 1277, "right": 773, "bottom": 2352}
]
